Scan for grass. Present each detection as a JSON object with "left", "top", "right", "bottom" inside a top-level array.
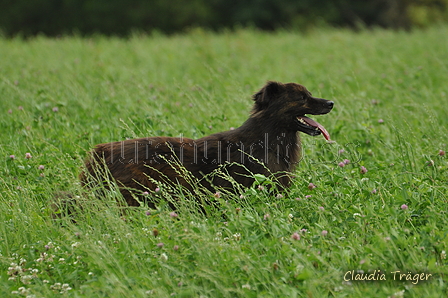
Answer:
[{"left": 0, "top": 26, "right": 447, "bottom": 297}]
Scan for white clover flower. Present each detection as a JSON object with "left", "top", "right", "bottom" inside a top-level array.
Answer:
[
  {"left": 20, "top": 275, "right": 33, "bottom": 285},
  {"left": 8, "top": 264, "right": 23, "bottom": 276},
  {"left": 18, "top": 287, "right": 30, "bottom": 295},
  {"left": 61, "top": 284, "right": 72, "bottom": 293},
  {"left": 50, "top": 283, "right": 62, "bottom": 290},
  {"left": 391, "top": 290, "right": 405, "bottom": 297}
]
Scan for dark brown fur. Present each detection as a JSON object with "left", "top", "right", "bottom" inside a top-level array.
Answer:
[{"left": 81, "top": 81, "right": 333, "bottom": 207}]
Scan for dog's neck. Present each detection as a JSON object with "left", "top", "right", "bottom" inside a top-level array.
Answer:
[
  {"left": 237, "top": 115, "right": 298, "bottom": 140},
  {"left": 232, "top": 116, "right": 301, "bottom": 167}
]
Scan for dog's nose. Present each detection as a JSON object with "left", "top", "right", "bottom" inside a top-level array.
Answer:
[{"left": 326, "top": 101, "right": 334, "bottom": 109}]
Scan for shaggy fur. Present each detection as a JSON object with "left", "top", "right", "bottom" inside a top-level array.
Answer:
[{"left": 81, "top": 81, "right": 334, "bottom": 207}]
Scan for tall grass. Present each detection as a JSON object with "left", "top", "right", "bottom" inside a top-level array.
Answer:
[{"left": 0, "top": 27, "right": 447, "bottom": 297}]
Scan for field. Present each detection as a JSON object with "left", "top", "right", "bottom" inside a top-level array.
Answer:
[{"left": 0, "top": 27, "right": 447, "bottom": 297}]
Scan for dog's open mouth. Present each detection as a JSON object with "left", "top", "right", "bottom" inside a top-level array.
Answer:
[{"left": 296, "top": 116, "right": 330, "bottom": 140}]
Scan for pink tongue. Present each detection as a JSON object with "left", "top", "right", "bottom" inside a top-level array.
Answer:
[{"left": 298, "top": 116, "right": 331, "bottom": 141}]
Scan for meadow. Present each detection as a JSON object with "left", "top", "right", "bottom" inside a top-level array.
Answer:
[{"left": 0, "top": 26, "right": 447, "bottom": 297}]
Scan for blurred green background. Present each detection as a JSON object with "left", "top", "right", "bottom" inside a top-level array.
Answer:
[{"left": 1, "top": 0, "right": 448, "bottom": 37}]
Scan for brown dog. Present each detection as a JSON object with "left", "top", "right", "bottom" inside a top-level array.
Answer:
[{"left": 81, "top": 81, "right": 333, "bottom": 207}]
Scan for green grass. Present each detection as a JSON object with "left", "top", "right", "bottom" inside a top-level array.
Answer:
[{"left": 0, "top": 27, "right": 447, "bottom": 297}]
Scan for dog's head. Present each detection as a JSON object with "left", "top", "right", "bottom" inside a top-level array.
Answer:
[{"left": 252, "top": 81, "right": 334, "bottom": 140}]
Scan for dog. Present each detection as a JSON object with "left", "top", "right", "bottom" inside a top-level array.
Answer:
[{"left": 81, "top": 81, "right": 333, "bottom": 208}]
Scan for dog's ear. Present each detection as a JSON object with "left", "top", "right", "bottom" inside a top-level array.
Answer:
[{"left": 253, "top": 81, "right": 284, "bottom": 110}]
